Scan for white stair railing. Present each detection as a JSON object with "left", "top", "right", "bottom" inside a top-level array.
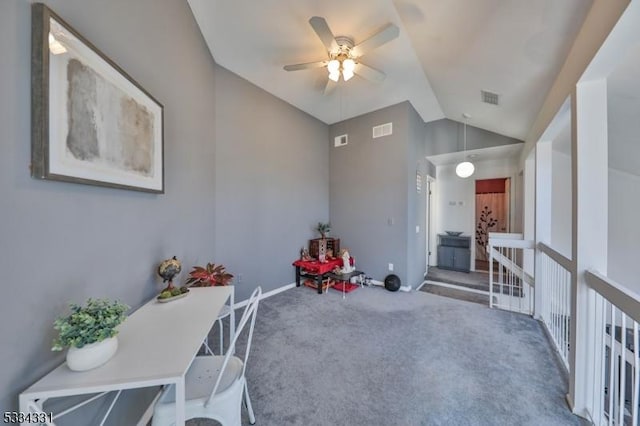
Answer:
[
  {"left": 488, "top": 233, "right": 535, "bottom": 315},
  {"left": 538, "top": 242, "right": 572, "bottom": 371},
  {"left": 584, "top": 271, "right": 640, "bottom": 426}
]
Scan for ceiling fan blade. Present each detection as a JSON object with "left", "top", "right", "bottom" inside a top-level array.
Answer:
[
  {"left": 283, "top": 61, "right": 327, "bottom": 71},
  {"left": 355, "top": 63, "right": 386, "bottom": 83},
  {"left": 352, "top": 24, "right": 399, "bottom": 57},
  {"left": 309, "top": 16, "right": 338, "bottom": 53},
  {"left": 323, "top": 79, "right": 337, "bottom": 96}
]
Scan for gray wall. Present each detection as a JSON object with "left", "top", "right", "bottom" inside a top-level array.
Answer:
[
  {"left": 608, "top": 168, "right": 640, "bottom": 293},
  {"left": 328, "top": 103, "right": 525, "bottom": 288},
  {"left": 424, "top": 118, "right": 522, "bottom": 155},
  {"left": 407, "top": 104, "right": 428, "bottom": 288},
  {"left": 551, "top": 150, "right": 572, "bottom": 258},
  {"left": 329, "top": 103, "right": 410, "bottom": 285},
  {"left": 0, "top": 0, "right": 328, "bottom": 418},
  {"left": 213, "top": 66, "right": 329, "bottom": 301}
]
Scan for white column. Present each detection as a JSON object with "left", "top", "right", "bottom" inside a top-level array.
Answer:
[
  {"left": 523, "top": 150, "right": 535, "bottom": 278},
  {"left": 568, "top": 79, "right": 608, "bottom": 416},
  {"left": 534, "top": 141, "right": 552, "bottom": 320}
]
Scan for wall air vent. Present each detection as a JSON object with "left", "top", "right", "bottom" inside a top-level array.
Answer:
[
  {"left": 372, "top": 122, "right": 393, "bottom": 139},
  {"left": 481, "top": 90, "right": 500, "bottom": 105},
  {"left": 334, "top": 134, "right": 348, "bottom": 147}
]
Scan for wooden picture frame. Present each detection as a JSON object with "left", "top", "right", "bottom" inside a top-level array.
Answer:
[{"left": 31, "top": 3, "right": 164, "bottom": 193}]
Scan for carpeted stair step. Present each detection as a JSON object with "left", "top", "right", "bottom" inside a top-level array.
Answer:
[
  {"left": 419, "top": 283, "right": 496, "bottom": 305},
  {"left": 424, "top": 274, "right": 490, "bottom": 292},
  {"left": 425, "top": 268, "right": 525, "bottom": 297}
]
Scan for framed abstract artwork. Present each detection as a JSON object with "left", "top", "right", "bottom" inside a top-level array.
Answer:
[{"left": 31, "top": 3, "right": 164, "bottom": 193}]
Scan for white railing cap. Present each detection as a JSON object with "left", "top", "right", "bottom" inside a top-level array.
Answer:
[
  {"left": 488, "top": 232, "right": 523, "bottom": 240},
  {"left": 538, "top": 242, "right": 573, "bottom": 273},
  {"left": 586, "top": 270, "right": 640, "bottom": 324},
  {"left": 489, "top": 236, "right": 535, "bottom": 249}
]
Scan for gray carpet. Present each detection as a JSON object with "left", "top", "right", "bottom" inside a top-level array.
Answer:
[{"left": 192, "top": 287, "right": 588, "bottom": 426}]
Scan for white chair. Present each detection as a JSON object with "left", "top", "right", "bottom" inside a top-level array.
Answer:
[
  {"left": 202, "top": 286, "right": 255, "bottom": 423},
  {"left": 152, "top": 287, "right": 261, "bottom": 426},
  {"left": 203, "top": 286, "right": 236, "bottom": 356}
]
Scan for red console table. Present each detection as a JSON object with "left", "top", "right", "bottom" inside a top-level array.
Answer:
[{"left": 293, "top": 258, "right": 352, "bottom": 294}]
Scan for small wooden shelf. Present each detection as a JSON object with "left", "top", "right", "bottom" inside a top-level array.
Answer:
[{"left": 309, "top": 237, "right": 340, "bottom": 259}]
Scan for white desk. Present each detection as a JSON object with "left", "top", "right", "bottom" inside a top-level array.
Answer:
[{"left": 19, "top": 286, "right": 232, "bottom": 425}]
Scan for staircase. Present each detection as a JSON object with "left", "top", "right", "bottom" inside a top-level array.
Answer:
[
  {"left": 421, "top": 233, "right": 535, "bottom": 313},
  {"left": 420, "top": 267, "right": 494, "bottom": 305}
]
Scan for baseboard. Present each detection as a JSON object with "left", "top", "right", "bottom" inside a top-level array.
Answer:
[
  {"left": 416, "top": 280, "right": 428, "bottom": 291},
  {"left": 565, "top": 393, "right": 574, "bottom": 412},
  {"left": 233, "top": 282, "right": 296, "bottom": 309}
]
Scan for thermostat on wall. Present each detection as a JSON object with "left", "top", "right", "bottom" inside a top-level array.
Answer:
[{"left": 334, "top": 134, "right": 348, "bottom": 147}]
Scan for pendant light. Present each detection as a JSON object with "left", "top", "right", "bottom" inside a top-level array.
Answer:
[{"left": 456, "top": 113, "right": 475, "bottom": 178}]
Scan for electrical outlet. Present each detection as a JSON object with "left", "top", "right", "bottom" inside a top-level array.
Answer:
[
  {"left": 388, "top": 263, "right": 394, "bottom": 271},
  {"left": 237, "top": 273, "right": 243, "bottom": 284},
  {"left": 416, "top": 225, "right": 420, "bottom": 233}
]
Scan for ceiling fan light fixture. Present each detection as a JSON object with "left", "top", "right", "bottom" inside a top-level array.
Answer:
[
  {"left": 342, "top": 58, "right": 355, "bottom": 72},
  {"left": 284, "top": 16, "right": 398, "bottom": 90},
  {"left": 327, "top": 59, "right": 340, "bottom": 73},
  {"left": 342, "top": 69, "right": 354, "bottom": 81}
]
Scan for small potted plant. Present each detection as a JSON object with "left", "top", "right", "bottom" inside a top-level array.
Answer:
[
  {"left": 186, "top": 263, "right": 234, "bottom": 287},
  {"left": 52, "top": 298, "right": 129, "bottom": 371},
  {"left": 316, "top": 222, "right": 331, "bottom": 239}
]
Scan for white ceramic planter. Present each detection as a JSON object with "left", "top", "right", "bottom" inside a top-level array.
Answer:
[{"left": 66, "top": 336, "right": 118, "bottom": 371}]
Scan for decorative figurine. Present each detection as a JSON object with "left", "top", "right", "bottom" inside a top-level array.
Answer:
[
  {"left": 157, "top": 256, "right": 189, "bottom": 301},
  {"left": 157, "top": 256, "right": 182, "bottom": 291},
  {"left": 340, "top": 249, "right": 354, "bottom": 274},
  {"left": 301, "top": 248, "right": 312, "bottom": 261},
  {"left": 318, "top": 239, "right": 327, "bottom": 263}
]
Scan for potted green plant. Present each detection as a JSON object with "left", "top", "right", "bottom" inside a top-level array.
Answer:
[
  {"left": 316, "top": 222, "right": 331, "bottom": 239},
  {"left": 52, "top": 298, "right": 129, "bottom": 371},
  {"left": 186, "top": 263, "right": 234, "bottom": 287}
]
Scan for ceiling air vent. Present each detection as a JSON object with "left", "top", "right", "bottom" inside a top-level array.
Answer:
[
  {"left": 372, "top": 122, "right": 393, "bottom": 139},
  {"left": 481, "top": 90, "right": 500, "bottom": 105},
  {"left": 334, "top": 134, "right": 348, "bottom": 147}
]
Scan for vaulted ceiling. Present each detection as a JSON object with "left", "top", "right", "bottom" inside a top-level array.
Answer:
[{"left": 187, "top": 0, "right": 593, "bottom": 141}]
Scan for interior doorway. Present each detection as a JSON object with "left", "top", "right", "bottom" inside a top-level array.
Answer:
[
  {"left": 475, "top": 178, "right": 510, "bottom": 271},
  {"left": 425, "top": 178, "right": 434, "bottom": 273}
]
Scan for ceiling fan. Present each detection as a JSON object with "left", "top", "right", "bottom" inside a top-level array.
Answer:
[{"left": 283, "top": 16, "right": 399, "bottom": 95}]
